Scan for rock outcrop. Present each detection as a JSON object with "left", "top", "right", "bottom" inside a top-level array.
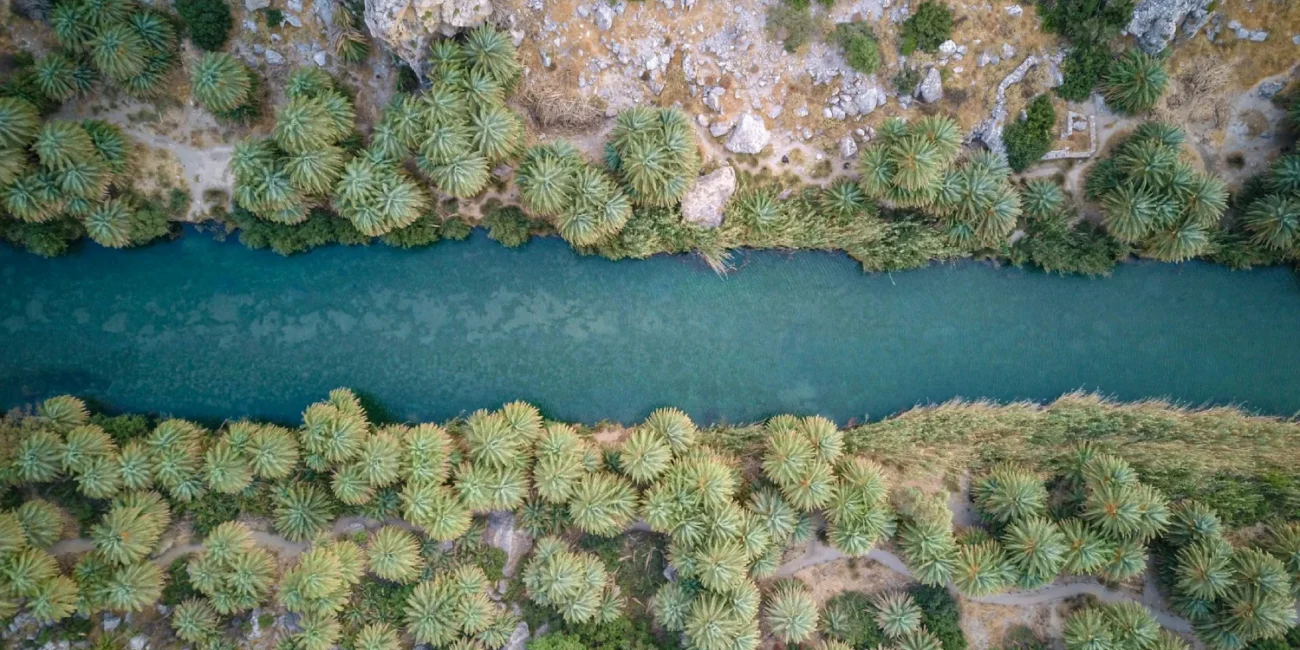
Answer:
[
  {"left": 680, "top": 166, "right": 736, "bottom": 229},
  {"left": 364, "top": 0, "right": 494, "bottom": 72},
  {"left": 1125, "top": 0, "right": 1215, "bottom": 54},
  {"left": 724, "top": 113, "right": 771, "bottom": 154},
  {"left": 915, "top": 68, "right": 943, "bottom": 104}
]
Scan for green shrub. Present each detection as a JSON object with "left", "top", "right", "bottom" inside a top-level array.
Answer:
[
  {"left": 1037, "top": 0, "right": 1132, "bottom": 101},
  {"left": 261, "top": 7, "right": 284, "bottom": 28},
  {"left": 226, "top": 205, "right": 369, "bottom": 255},
  {"left": 899, "top": 2, "right": 953, "bottom": 55},
  {"left": 891, "top": 67, "right": 923, "bottom": 95},
  {"left": 379, "top": 215, "right": 442, "bottom": 248},
  {"left": 528, "top": 633, "right": 588, "bottom": 650},
  {"left": 766, "top": 3, "right": 817, "bottom": 53},
  {"left": 1056, "top": 40, "right": 1111, "bottom": 102},
  {"left": 0, "top": 217, "right": 83, "bottom": 257},
  {"left": 1003, "top": 95, "right": 1057, "bottom": 172},
  {"left": 396, "top": 64, "right": 420, "bottom": 93},
  {"left": 174, "top": 0, "right": 233, "bottom": 51},
  {"left": 1012, "top": 211, "right": 1126, "bottom": 276},
  {"left": 834, "top": 22, "right": 882, "bottom": 74},
  {"left": 910, "top": 584, "right": 966, "bottom": 650},
  {"left": 483, "top": 206, "right": 535, "bottom": 248},
  {"left": 821, "top": 591, "right": 887, "bottom": 647}
]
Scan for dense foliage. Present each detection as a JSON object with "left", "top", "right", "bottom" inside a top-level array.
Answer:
[
  {"left": 1004, "top": 95, "right": 1057, "bottom": 172},
  {"left": 1103, "top": 50, "right": 1169, "bottom": 115},
  {"left": 173, "top": 0, "right": 233, "bottom": 51},
  {"left": 899, "top": 1, "right": 954, "bottom": 55},
  {"left": 834, "top": 22, "right": 882, "bottom": 74},
  {"left": 1036, "top": 0, "right": 1134, "bottom": 101}
]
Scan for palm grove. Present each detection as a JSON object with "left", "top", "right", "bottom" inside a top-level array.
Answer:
[
  {"left": 5, "top": 7, "right": 1298, "bottom": 272},
  {"left": 0, "top": 391, "right": 1297, "bottom": 650}
]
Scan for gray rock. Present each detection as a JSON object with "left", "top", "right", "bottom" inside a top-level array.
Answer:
[
  {"left": 1228, "top": 20, "right": 1242, "bottom": 30},
  {"left": 1294, "top": 35, "right": 1300, "bottom": 45},
  {"left": 265, "top": 49, "right": 285, "bottom": 65},
  {"left": 839, "top": 136, "right": 858, "bottom": 159},
  {"left": 287, "top": 0, "right": 303, "bottom": 10},
  {"left": 1235, "top": 27, "right": 1251, "bottom": 40},
  {"left": 724, "top": 113, "right": 770, "bottom": 154},
  {"left": 363, "top": 0, "right": 493, "bottom": 72},
  {"left": 314, "top": 51, "right": 328, "bottom": 66},
  {"left": 1126, "top": 0, "right": 1215, "bottom": 53},
  {"left": 680, "top": 166, "right": 736, "bottom": 229},
  {"left": 246, "top": 0, "right": 270, "bottom": 10},
  {"left": 709, "top": 121, "right": 731, "bottom": 138},
  {"left": 102, "top": 615, "right": 121, "bottom": 632},
  {"left": 1250, "top": 30, "right": 1268, "bottom": 42},
  {"left": 696, "top": 114, "right": 710, "bottom": 127},
  {"left": 485, "top": 511, "right": 532, "bottom": 577},
  {"left": 1005, "top": 4, "right": 1022, "bottom": 16},
  {"left": 594, "top": 4, "right": 614, "bottom": 30},
  {"left": 1257, "top": 80, "right": 1284, "bottom": 99},
  {"left": 503, "top": 622, "right": 530, "bottom": 650},
  {"left": 576, "top": 4, "right": 589, "bottom": 17},
  {"left": 831, "top": 107, "right": 846, "bottom": 120},
  {"left": 854, "top": 87, "right": 885, "bottom": 115},
  {"left": 938, "top": 39, "right": 958, "bottom": 55},
  {"left": 704, "top": 87, "right": 724, "bottom": 112},
  {"left": 766, "top": 104, "right": 783, "bottom": 119},
  {"left": 128, "top": 637, "right": 147, "bottom": 650},
  {"left": 977, "top": 51, "right": 997, "bottom": 67},
  {"left": 1001, "top": 43, "right": 1016, "bottom": 59},
  {"left": 915, "top": 67, "right": 943, "bottom": 104},
  {"left": 285, "top": 14, "right": 302, "bottom": 27}
]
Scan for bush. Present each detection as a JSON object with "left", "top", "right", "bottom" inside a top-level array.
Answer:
[
  {"left": 834, "top": 22, "right": 882, "bottom": 74},
  {"left": 1011, "top": 211, "right": 1127, "bottom": 276},
  {"left": 1056, "top": 41, "right": 1112, "bottom": 102},
  {"left": 483, "top": 206, "right": 535, "bottom": 247},
  {"left": 899, "top": 2, "right": 953, "bottom": 55},
  {"left": 891, "top": 67, "right": 923, "bottom": 95},
  {"left": 0, "top": 217, "right": 83, "bottom": 257},
  {"left": 910, "top": 584, "right": 966, "bottom": 650},
  {"left": 261, "top": 7, "right": 284, "bottom": 28},
  {"left": 766, "top": 3, "right": 817, "bottom": 52},
  {"left": 379, "top": 215, "right": 442, "bottom": 248},
  {"left": 174, "top": 0, "right": 234, "bottom": 50},
  {"left": 1003, "top": 95, "right": 1057, "bottom": 172},
  {"left": 226, "top": 205, "right": 370, "bottom": 255},
  {"left": 820, "top": 591, "right": 887, "bottom": 647}
]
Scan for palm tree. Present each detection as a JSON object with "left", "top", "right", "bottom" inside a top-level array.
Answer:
[
  {"left": 953, "top": 540, "right": 1013, "bottom": 596},
  {"left": 204, "top": 441, "right": 253, "bottom": 494},
  {"left": 568, "top": 472, "right": 637, "bottom": 536},
  {"left": 1083, "top": 482, "right": 1144, "bottom": 539},
  {"left": 1064, "top": 608, "right": 1116, "bottom": 650},
  {"left": 402, "top": 423, "right": 452, "bottom": 485},
  {"left": 1178, "top": 174, "right": 1228, "bottom": 227},
  {"left": 619, "top": 428, "right": 672, "bottom": 484},
  {"left": 284, "top": 145, "right": 346, "bottom": 196},
  {"left": 820, "top": 180, "right": 870, "bottom": 221},
  {"left": 273, "top": 96, "right": 336, "bottom": 154},
  {"left": 354, "top": 622, "right": 402, "bottom": 650},
  {"left": 462, "top": 408, "right": 523, "bottom": 469},
  {"left": 1099, "top": 539, "right": 1148, "bottom": 582},
  {"left": 462, "top": 26, "right": 521, "bottom": 88},
  {"left": 400, "top": 482, "right": 470, "bottom": 541},
  {"left": 0, "top": 513, "right": 24, "bottom": 559},
  {"left": 191, "top": 53, "right": 253, "bottom": 114},
  {"left": 15, "top": 500, "right": 63, "bottom": 549},
  {"left": 90, "top": 24, "right": 148, "bottom": 82},
  {"left": 204, "top": 522, "right": 256, "bottom": 566},
  {"left": 33, "top": 53, "right": 81, "bottom": 101},
  {"left": 1021, "top": 178, "right": 1065, "bottom": 221},
  {"left": 763, "top": 580, "right": 818, "bottom": 644},
  {"left": 354, "top": 429, "right": 402, "bottom": 488},
  {"left": 973, "top": 463, "right": 1047, "bottom": 524},
  {"left": 469, "top": 103, "right": 521, "bottom": 162},
  {"left": 651, "top": 581, "right": 693, "bottom": 632},
  {"left": 1104, "top": 50, "right": 1168, "bottom": 115},
  {"left": 643, "top": 407, "right": 697, "bottom": 454},
  {"left": 1166, "top": 501, "right": 1222, "bottom": 548},
  {"left": 34, "top": 121, "right": 96, "bottom": 172},
  {"left": 62, "top": 424, "right": 114, "bottom": 473},
  {"left": 300, "top": 394, "right": 369, "bottom": 466},
  {"left": 57, "top": 155, "right": 109, "bottom": 199},
  {"left": 914, "top": 115, "right": 962, "bottom": 162},
  {"left": 246, "top": 425, "right": 299, "bottom": 479},
  {"left": 1059, "top": 518, "right": 1113, "bottom": 575},
  {"left": 781, "top": 458, "right": 836, "bottom": 512},
  {"left": 76, "top": 455, "right": 123, "bottom": 498},
  {"left": 517, "top": 144, "right": 580, "bottom": 217},
  {"left": 889, "top": 135, "right": 943, "bottom": 192},
  {"left": 84, "top": 198, "right": 135, "bottom": 249},
  {"left": 747, "top": 487, "right": 797, "bottom": 542},
  {"left": 27, "top": 574, "right": 78, "bottom": 623},
  {"left": 296, "top": 611, "right": 342, "bottom": 650},
  {"left": 1102, "top": 602, "right": 1160, "bottom": 650},
  {"left": 171, "top": 598, "right": 219, "bottom": 643},
  {"left": 226, "top": 548, "right": 276, "bottom": 603},
  {"left": 49, "top": 2, "right": 95, "bottom": 50},
  {"left": 1243, "top": 195, "right": 1300, "bottom": 251},
  {"left": 0, "top": 146, "right": 27, "bottom": 188},
  {"left": 685, "top": 592, "right": 743, "bottom": 650},
  {"left": 898, "top": 517, "right": 957, "bottom": 586},
  {"left": 15, "top": 430, "right": 65, "bottom": 483},
  {"left": 129, "top": 9, "right": 176, "bottom": 50},
  {"left": 92, "top": 503, "right": 158, "bottom": 565},
  {"left": 762, "top": 429, "right": 813, "bottom": 489},
  {"left": 273, "top": 482, "right": 334, "bottom": 542},
  {"left": 366, "top": 525, "right": 422, "bottom": 583},
  {"left": 4, "top": 548, "right": 58, "bottom": 596},
  {"left": 899, "top": 630, "right": 945, "bottom": 650},
  {"left": 100, "top": 561, "right": 165, "bottom": 611},
  {"left": 428, "top": 153, "right": 490, "bottom": 199},
  {"left": 1, "top": 171, "right": 57, "bottom": 223},
  {"left": 1264, "top": 522, "right": 1300, "bottom": 596},
  {"left": 1002, "top": 517, "right": 1067, "bottom": 587},
  {"left": 404, "top": 579, "right": 461, "bottom": 645},
  {"left": 870, "top": 590, "right": 921, "bottom": 637}
]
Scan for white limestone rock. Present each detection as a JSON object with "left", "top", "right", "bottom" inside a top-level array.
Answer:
[
  {"left": 724, "top": 113, "right": 771, "bottom": 154},
  {"left": 680, "top": 166, "right": 736, "bottom": 229}
]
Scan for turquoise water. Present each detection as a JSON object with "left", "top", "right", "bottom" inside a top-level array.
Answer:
[{"left": 2, "top": 230, "right": 1300, "bottom": 425}]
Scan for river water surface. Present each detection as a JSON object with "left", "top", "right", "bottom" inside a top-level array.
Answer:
[{"left": 2, "top": 230, "right": 1299, "bottom": 424}]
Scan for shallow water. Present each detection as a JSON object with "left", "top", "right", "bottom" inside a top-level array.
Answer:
[{"left": 2, "top": 230, "right": 1299, "bottom": 424}]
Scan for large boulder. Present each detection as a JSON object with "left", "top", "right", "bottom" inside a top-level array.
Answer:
[
  {"left": 680, "top": 166, "right": 736, "bottom": 229},
  {"left": 915, "top": 67, "right": 943, "bottom": 104},
  {"left": 1125, "top": 0, "right": 1215, "bottom": 53},
  {"left": 364, "top": 0, "right": 493, "bottom": 72},
  {"left": 724, "top": 113, "right": 771, "bottom": 154}
]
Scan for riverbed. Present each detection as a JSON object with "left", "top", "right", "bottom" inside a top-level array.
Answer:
[{"left": 2, "top": 230, "right": 1299, "bottom": 423}]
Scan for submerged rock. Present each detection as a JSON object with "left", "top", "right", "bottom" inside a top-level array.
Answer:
[{"left": 680, "top": 166, "right": 736, "bottom": 229}]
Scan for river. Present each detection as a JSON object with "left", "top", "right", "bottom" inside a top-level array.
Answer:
[{"left": 2, "top": 230, "right": 1299, "bottom": 424}]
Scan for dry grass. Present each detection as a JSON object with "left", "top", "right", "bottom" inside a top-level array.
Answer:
[
  {"left": 1155, "top": 56, "right": 1233, "bottom": 130},
  {"left": 517, "top": 77, "right": 606, "bottom": 130}
]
